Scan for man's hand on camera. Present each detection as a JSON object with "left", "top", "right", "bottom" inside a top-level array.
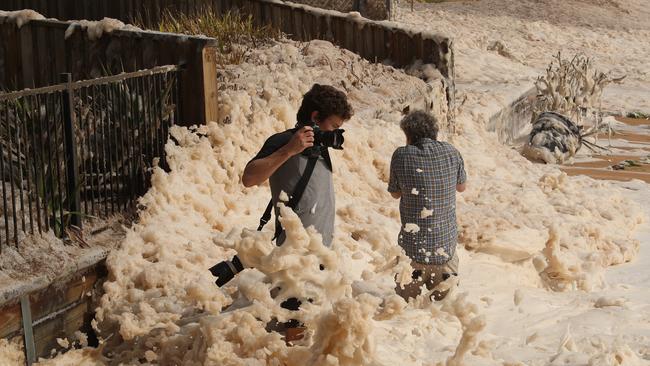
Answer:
[
  {"left": 283, "top": 126, "right": 314, "bottom": 155},
  {"left": 242, "top": 126, "right": 315, "bottom": 187}
]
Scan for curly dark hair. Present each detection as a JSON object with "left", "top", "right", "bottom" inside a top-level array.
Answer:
[
  {"left": 296, "top": 84, "right": 353, "bottom": 126},
  {"left": 400, "top": 110, "right": 439, "bottom": 143}
]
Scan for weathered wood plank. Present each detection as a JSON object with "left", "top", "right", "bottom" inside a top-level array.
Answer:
[
  {"left": 202, "top": 46, "right": 219, "bottom": 123},
  {"left": 0, "top": 303, "right": 21, "bottom": 337},
  {"left": 33, "top": 25, "right": 48, "bottom": 87},
  {"left": 293, "top": 7, "right": 304, "bottom": 41},
  {"left": 362, "top": 24, "right": 373, "bottom": 61},
  {"left": 354, "top": 22, "right": 368, "bottom": 59},
  {"left": 33, "top": 300, "right": 88, "bottom": 357},
  {"left": 0, "top": 262, "right": 104, "bottom": 344},
  {"left": 18, "top": 24, "right": 35, "bottom": 88}
]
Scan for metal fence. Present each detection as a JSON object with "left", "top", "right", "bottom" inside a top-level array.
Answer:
[{"left": 0, "top": 65, "right": 180, "bottom": 252}]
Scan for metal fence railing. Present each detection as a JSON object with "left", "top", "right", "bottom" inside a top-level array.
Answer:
[{"left": 0, "top": 65, "right": 180, "bottom": 252}]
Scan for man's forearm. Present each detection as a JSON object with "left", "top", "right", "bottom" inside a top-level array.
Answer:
[{"left": 242, "top": 147, "right": 293, "bottom": 187}]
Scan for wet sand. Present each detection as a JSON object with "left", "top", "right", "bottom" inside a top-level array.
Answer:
[
  {"left": 560, "top": 117, "right": 650, "bottom": 183},
  {"left": 616, "top": 117, "right": 650, "bottom": 127},
  {"left": 562, "top": 167, "right": 650, "bottom": 182}
]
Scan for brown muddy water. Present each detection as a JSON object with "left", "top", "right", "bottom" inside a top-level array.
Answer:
[{"left": 560, "top": 117, "right": 650, "bottom": 183}]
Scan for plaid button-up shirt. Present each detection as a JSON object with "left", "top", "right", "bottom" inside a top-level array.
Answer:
[{"left": 388, "top": 138, "right": 466, "bottom": 265}]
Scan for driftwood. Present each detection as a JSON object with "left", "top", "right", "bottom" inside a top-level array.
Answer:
[
  {"left": 533, "top": 52, "right": 625, "bottom": 124},
  {"left": 525, "top": 53, "right": 624, "bottom": 163}
]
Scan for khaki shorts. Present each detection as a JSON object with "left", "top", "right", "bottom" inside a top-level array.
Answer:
[{"left": 395, "top": 251, "right": 459, "bottom": 301}]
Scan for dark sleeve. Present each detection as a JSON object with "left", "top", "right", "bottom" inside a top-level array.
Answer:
[
  {"left": 250, "top": 131, "right": 293, "bottom": 161},
  {"left": 388, "top": 149, "right": 401, "bottom": 193},
  {"left": 456, "top": 150, "right": 467, "bottom": 185}
]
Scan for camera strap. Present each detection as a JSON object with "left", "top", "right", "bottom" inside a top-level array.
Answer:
[{"left": 257, "top": 155, "right": 320, "bottom": 241}]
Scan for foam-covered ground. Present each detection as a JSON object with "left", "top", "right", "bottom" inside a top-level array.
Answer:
[
  {"left": 395, "top": 0, "right": 650, "bottom": 116},
  {"left": 2, "top": 1, "right": 649, "bottom": 364}
]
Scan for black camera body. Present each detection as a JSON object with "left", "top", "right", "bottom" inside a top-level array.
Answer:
[
  {"left": 303, "top": 124, "right": 345, "bottom": 158},
  {"left": 209, "top": 255, "right": 245, "bottom": 287},
  {"left": 312, "top": 124, "right": 344, "bottom": 149}
]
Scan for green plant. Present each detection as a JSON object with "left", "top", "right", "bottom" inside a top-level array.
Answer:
[
  {"left": 0, "top": 95, "right": 73, "bottom": 237},
  {"left": 135, "top": 8, "right": 281, "bottom": 65},
  {"left": 626, "top": 111, "right": 650, "bottom": 119}
]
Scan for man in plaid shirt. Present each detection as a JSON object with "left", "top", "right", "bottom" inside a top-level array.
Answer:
[{"left": 388, "top": 110, "right": 467, "bottom": 301}]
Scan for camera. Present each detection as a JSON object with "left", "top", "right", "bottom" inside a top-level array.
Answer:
[
  {"left": 210, "top": 255, "right": 245, "bottom": 287},
  {"left": 312, "top": 124, "right": 344, "bottom": 149}
]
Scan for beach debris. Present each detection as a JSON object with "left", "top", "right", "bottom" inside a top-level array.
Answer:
[
  {"left": 611, "top": 155, "right": 649, "bottom": 170},
  {"left": 522, "top": 112, "right": 608, "bottom": 164},
  {"left": 532, "top": 52, "right": 625, "bottom": 125},
  {"left": 524, "top": 53, "right": 625, "bottom": 163}
]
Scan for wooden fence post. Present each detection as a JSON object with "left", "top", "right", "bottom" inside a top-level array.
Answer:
[{"left": 202, "top": 46, "right": 219, "bottom": 123}]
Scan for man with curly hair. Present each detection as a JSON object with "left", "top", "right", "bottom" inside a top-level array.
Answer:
[
  {"left": 243, "top": 83, "right": 353, "bottom": 247},
  {"left": 388, "top": 110, "right": 467, "bottom": 301},
  {"left": 242, "top": 84, "right": 353, "bottom": 342}
]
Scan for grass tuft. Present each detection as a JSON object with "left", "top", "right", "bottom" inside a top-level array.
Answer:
[
  {"left": 626, "top": 111, "right": 650, "bottom": 119},
  {"left": 136, "top": 9, "right": 281, "bottom": 65}
]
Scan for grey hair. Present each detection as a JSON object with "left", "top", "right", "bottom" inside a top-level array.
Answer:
[{"left": 400, "top": 110, "right": 439, "bottom": 143}]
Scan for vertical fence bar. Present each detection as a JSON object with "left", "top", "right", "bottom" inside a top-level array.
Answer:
[
  {"left": 41, "top": 95, "right": 52, "bottom": 234},
  {"left": 145, "top": 75, "right": 154, "bottom": 178},
  {"left": 120, "top": 79, "right": 131, "bottom": 210},
  {"left": 82, "top": 86, "right": 95, "bottom": 218},
  {"left": 151, "top": 74, "right": 159, "bottom": 164},
  {"left": 16, "top": 99, "right": 27, "bottom": 236},
  {"left": 60, "top": 73, "right": 82, "bottom": 229},
  {"left": 78, "top": 87, "right": 87, "bottom": 216},
  {"left": 151, "top": 75, "right": 159, "bottom": 164},
  {"left": 113, "top": 81, "right": 121, "bottom": 213},
  {"left": 22, "top": 96, "right": 35, "bottom": 235},
  {"left": 0, "top": 101, "right": 10, "bottom": 252},
  {"left": 116, "top": 80, "right": 126, "bottom": 211},
  {"left": 105, "top": 82, "right": 116, "bottom": 215},
  {"left": 36, "top": 93, "right": 49, "bottom": 233},
  {"left": 100, "top": 83, "right": 109, "bottom": 217},
  {"left": 111, "top": 81, "right": 120, "bottom": 212},
  {"left": 160, "top": 71, "right": 166, "bottom": 165},
  {"left": 126, "top": 78, "right": 136, "bottom": 206},
  {"left": 135, "top": 76, "right": 145, "bottom": 195},
  {"left": 144, "top": 73, "right": 152, "bottom": 190},
  {"left": 160, "top": 73, "right": 168, "bottom": 162},
  {"left": 158, "top": 73, "right": 166, "bottom": 160},
  {"left": 158, "top": 73, "right": 166, "bottom": 170},
  {"left": 52, "top": 92, "right": 65, "bottom": 237},
  {"left": 175, "top": 68, "right": 181, "bottom": 131},
  {"left": 139, "top": 75, "right": 150, "bottom": 193},
  {"left": 92, "top": 85, "right": 102, "bottom": 218},
  {"left": 29, "top": 94, "right": 43, "bottom": 234},
  {"left": 48, "top": 94, "right": 59, "bottom": 235},
  {"left": 157, "top": 73, "right": 166, "bottom": 164},
  {"left": 45, "top": 92, "right": 61, "bottom": 233},
  {"left": 8, "top": 100, "right": 20, "bottom": 247},
  {"left": 124, "top": 79, "right": 134, "bottom": 205}
]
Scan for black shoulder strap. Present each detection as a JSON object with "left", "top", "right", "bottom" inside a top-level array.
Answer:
[
  {"left": 257, "top": 155, "right": 319, "bottom": 239},
  {"left": 286, "top": 155, "right": 319, "bottom": 209}
]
